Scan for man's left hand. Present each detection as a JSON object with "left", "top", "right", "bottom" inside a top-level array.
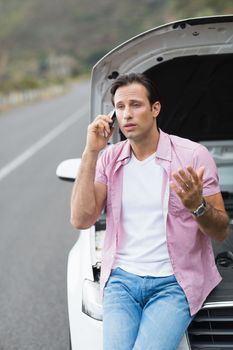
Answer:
[{"left": 170, "top": 166, "right": 205, "bottom": 212}]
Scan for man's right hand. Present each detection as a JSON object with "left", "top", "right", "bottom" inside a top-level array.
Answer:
[{"left": 85, "top": 114, "right": 115, "bottom": 153}]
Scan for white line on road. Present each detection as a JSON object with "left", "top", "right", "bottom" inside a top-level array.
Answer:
[{"left": 0, "top": 106, "right": 88, "bottom": 181}]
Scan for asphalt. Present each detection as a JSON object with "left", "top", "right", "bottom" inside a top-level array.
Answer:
[{"left": 0, "top": 80, "right": 90, "bottom": 350}]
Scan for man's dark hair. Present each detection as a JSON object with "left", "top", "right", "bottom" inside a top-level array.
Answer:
[{"left": 110, "top": 73, "right": 160, "bottom": 106}]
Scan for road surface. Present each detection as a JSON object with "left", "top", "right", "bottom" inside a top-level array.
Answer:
[{"left": 0, "top": 80, "right": 90, "bottom": 350}]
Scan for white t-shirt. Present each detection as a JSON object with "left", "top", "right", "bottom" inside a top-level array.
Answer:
[{"left": 113, "top": 152, "right": 173, "bottom": 276}]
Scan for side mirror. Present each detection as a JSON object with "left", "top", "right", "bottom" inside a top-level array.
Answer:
[{"left": 56, "top": 158, "right": 81, "bottom": 182}]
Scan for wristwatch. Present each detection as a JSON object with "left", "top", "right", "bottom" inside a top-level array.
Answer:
[{"left": 192, "top": 198, "right": 207, "bottom": 217}]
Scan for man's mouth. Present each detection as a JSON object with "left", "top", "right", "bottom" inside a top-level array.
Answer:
[{"left": 124, "top": 123, "right": 136, "bottom": 130}]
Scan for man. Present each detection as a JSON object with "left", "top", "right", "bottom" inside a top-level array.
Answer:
[{"left": 70, "top": 73, "right": 229, "bottom": 350}]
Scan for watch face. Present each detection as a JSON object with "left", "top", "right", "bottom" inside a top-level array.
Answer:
[
  {"left": 196, "top": 206, "right": 206, "bottom": 216},
  {"left": 193, "top": 200, "right": 207, "bottom": 217}
]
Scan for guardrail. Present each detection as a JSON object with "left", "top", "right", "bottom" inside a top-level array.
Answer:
[{"left": 0, "top": 85, "right": 66, "bottom": 112}]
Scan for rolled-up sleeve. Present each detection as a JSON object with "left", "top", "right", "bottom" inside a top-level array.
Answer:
[
  {"left": 95, "top": 151, "right": 107, "bottom": 185},
  {"left": 193, "top": 145, "right": 220, "bottom": 196}
]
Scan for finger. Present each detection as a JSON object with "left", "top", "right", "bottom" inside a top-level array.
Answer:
[
  {"left": 186, "top": 166, "right": 199, "bottom": 185},
  {"left": 94, "top": 120, "right": 111, "bottom": 135},
  {"left": 93, "top": 120, "right": 106, "bottom": 132},
  {"left": 103, "top": 125, "right": 114, "bottom": 138},
  {"left": 197, "top": 166, "right": 205, "bottom": 182},
  {"left": 172, "top": 173, "right": 190, "bottom": 192},
  {"left": 89, "top": 122, "right": 108, "bottom": 139},
  {"left": 96, "top": 114, "right": 112, "bottom": 125},
  {"left": 170, "top": 181, "right": 184, "bottom": 198},
  {"left": 177, "top": 169, "right": 194, "bottom": 188},
  {"left": 107, "top": 127, "right": 115, "bottom": 139}
]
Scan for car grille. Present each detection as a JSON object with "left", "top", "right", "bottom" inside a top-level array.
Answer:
[{"left": 188, "top": 306, "right": 233, "bottom": 349}]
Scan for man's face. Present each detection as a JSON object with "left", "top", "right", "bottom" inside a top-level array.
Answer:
[{"left": 113, "top": 83, "right": 160, "bottom": 142}]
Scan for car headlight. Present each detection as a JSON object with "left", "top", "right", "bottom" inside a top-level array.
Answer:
[{"left": 82, "top": 279, "right": 103, "bottom": 321}]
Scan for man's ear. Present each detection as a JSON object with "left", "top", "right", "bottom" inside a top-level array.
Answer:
[{"left": 152, "top": 101, "right": 161, "bottom": 118}]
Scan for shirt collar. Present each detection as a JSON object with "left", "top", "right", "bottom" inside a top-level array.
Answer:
[
  {"left": 116, "top": 140, "right": 131, "bottom": 162},
  {"left": 116, "top": 128, "right": 172, "bottom": 163},
  {"left": 156, "top": 129, "right": 172, "bottom": 162}
]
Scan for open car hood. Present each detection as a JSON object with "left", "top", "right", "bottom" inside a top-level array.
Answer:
[{"left": 91, "top": 15, "right": 233, "bottom": 142}]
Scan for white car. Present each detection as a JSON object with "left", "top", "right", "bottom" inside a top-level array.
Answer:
[{"left": 57, "top": 15, "right": 233, "bottom": 350}]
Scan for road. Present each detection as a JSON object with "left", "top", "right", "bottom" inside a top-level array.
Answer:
[{"left": 0, "top": 80, "right": 90, "bottom": 350}]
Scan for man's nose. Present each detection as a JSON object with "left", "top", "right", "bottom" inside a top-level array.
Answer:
[{"left": 123, "top": 107, "right": 132, "bottom": 120}]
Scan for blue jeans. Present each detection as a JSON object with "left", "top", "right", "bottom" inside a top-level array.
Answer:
[{"left": 103, "top": 268, "right": 193, "bottom": 350}]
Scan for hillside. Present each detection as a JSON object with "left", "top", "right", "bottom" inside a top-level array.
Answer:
[{"left": 0, "top": 0, "right": 232, "bottom": 93}]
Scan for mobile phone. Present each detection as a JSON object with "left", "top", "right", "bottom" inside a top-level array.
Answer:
[{"left": 109, "top": 110, "right": 116, "bottom": 128}]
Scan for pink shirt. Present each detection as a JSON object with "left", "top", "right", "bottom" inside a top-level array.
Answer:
[{"left": 95, "top": 129, "right": 222, "bottom": 316}]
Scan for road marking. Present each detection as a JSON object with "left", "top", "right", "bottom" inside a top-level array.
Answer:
[{"left": 0, "top": 106, "right": 88, "bottom": 181}]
